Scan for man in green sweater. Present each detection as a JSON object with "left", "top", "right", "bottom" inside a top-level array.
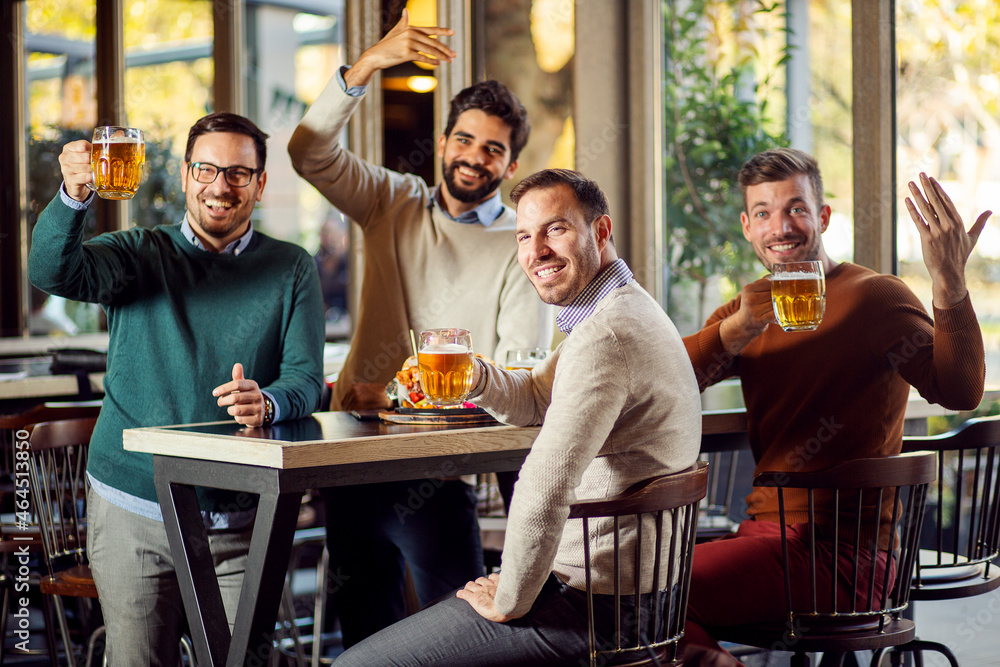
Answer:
[{"left": 29, "top": 112, "right": 325, "bottom": 666}]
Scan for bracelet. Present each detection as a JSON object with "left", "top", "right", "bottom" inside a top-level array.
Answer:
[{"left": 262, "top": 395, "right": 275, "bottom": 426}]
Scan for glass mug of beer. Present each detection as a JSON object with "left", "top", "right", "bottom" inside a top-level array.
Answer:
[
  {"left": 770, "top": 260, "right": 826, "bottom": 332},
  {"left": 88, "top": 126, "right": 145, "bottom": 200},
  {"left": 505, "top": 348, "right": 549, "bottom": 370},
  {"left": 417, "top": 328, "right": 475, "bottom": 407}
]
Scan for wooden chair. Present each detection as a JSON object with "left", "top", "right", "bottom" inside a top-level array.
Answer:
[
  {"left": 566, "top": 462, "right": 708, "bottom": 667},
  {"left": 716, "top": 452, "right": 937, "bottom": 667},
  {"left": 28, "top": 417, "right": 197, "bottom": 667},
  {"left": 887, "top": 415, "right": 1000, "bottom": 666},
  {"left": 28, "top": 417, "right": 101, "bottom": 666}
]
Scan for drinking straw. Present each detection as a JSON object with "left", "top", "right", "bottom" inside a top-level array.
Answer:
[{"left": 409, "top": 329, "right": 419, "bottom": 358}]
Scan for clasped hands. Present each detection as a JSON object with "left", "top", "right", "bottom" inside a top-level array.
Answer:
[{"left": 212, "top": 362, "right": 267, "bottom": 428}]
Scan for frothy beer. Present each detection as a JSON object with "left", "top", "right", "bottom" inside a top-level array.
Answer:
[
  {"left": 418, "top": 344, "right": 474, "bottom": 406},
  {"left": 92, "top": 134, "right": 145, "bottom": 200},
  {"left": 771, "top": 268, "right": 825, "bottom": 332}
]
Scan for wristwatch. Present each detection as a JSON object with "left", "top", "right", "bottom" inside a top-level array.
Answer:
[{"left": 262, "top": 395, "right": 275, "bottom": 426}]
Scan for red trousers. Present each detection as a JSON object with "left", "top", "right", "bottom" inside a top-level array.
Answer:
[{"left": 680, "top": 519, "right": 892, "bottom": 666}]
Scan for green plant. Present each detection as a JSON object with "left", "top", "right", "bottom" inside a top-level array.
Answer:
[{"left": 663, "top": 0, "right": 788, "bottom": 329}]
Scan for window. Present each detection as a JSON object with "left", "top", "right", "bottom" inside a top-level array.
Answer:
[{"left": 896, "top": 0, "right": 1000, "bottom": 391}]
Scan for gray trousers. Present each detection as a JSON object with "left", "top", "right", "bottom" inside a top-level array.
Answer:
[{"left": 88, "top": 488, "right": 252, "bottom": 666}]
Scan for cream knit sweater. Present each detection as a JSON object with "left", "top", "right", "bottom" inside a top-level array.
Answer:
[
  {"left": 474, "top": 280, "right": 702, "bottom": 618},
  {"left": 289, "top": 80, "right": 551, "bottom": 410}
]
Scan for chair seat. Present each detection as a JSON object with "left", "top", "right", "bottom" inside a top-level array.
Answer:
[
  {"left": 718, "top": 617, "right": 916, "bottom": 654},
  {"left": 40, "top": 564, "right": 99, "bottom": 598},
  {"left": 911, "top": 561, "right": 1000, "bottom": 601}
]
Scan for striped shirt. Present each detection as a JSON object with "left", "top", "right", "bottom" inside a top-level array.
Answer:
[{"left": 556, "top": 259, "right": 634, "bottom": 335}]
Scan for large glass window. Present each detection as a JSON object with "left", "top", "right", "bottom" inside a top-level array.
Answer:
[
  {"left": 26, "top": 0, "right": 100, "bottom": 335},
  {"left": 21, "top": 1, "right": 345, "bottom": 339},
  {"left": 896, "top": 0, "right": 1000, "bottom": 394}
]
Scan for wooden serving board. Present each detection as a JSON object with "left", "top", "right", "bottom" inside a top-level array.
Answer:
[{"left": 379, "top": 408, "right": 499, "bottom": 425}]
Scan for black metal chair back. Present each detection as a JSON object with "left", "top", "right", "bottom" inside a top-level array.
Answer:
[
  {"left": 890, "top": 415, "right": 1000, "bottom": 666},
  {"left": 717, "top": 452, "right": 937, "bottom": 667},
  {"left": 569, "top": 462, "right": 708, "bottom": 667}
]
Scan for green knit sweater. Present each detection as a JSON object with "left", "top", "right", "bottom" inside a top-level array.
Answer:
[{"left": 28, "top": 194, "right": 325, "bottom": 505}]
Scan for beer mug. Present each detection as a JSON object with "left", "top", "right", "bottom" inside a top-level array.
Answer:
[
  {"left": 770, "top": 260, "right": 826, "bottom": 332},
  {"left": 88, "top": 126, "right": 145, "bottom": 200},
  {"left": 417, "top": 328, "right": 474, "bottom": 407},
  {"left": 505, "top": 348, "right": 549, "bottom": 370}
]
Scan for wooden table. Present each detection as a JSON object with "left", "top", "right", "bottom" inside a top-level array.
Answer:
[
  {"left": 125, "top": 409, "right": 747, "bottom": 667},
  {"left": 125, "top": 412, "right": 539, "bottom": 667}
]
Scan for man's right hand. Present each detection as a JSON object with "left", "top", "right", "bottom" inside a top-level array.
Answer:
[
  {"left": 343, "top": 9, "right": 455, "bottom": 88},
  {"left": 719, "top": 276, "right": 775, "bottom": 356},
  {"left": 58, "top": 140, "right": 94, "bottom": 202}
]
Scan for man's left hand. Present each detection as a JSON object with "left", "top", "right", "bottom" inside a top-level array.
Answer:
[
  {"left": 456, "top": 573, "right": 514, "bottom": 623},
  {"left": 213, "top": 363, "right": 266, "bottom": 427},
  {"left": 905, "top": 172, "right": 991, "bottom": 308}
]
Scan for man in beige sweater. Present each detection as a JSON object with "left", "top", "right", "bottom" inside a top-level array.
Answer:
[
  {"left": 288, "top": 11, "right": 552, "bottom": 647},
  {"left": 333, "top": 170, "right": 701, "bottom": 666}
]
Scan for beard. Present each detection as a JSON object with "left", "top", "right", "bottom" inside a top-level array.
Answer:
[{"left": 442, "top": 159, "right": 504, "bottom": 204}]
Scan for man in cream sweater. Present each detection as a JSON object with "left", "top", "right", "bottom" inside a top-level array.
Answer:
[
  {"left": 288, "top": 11, "right": 552, "bottom": 647},
  {"left": 333, "top": 169, "right": 702, "bottom": 666}
]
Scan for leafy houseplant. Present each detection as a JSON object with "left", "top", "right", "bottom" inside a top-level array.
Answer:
[{"left": 663, "top": 0, "right": 788, "bottom": 332}]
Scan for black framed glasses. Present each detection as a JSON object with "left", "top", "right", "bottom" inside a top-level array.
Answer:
[{"left": 188, "top": 162, "right": 262, "bottom": 187}]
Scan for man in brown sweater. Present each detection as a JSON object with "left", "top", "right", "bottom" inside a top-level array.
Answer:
[{"left": 680, "top": 148, "right": 988, "bottom": 665}]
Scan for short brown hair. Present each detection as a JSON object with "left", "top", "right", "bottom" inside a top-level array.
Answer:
[
  {"left": 185, "top": 112, "right": 269, "bottom": 170},
  {"left": 738, "top": 148, "right": 823, "bottom": 212},
  {"left": 510, "top": 169, "right": 609, "bottom": 223},
  {"left": 444, "top": 81, "right": 530, "bottom": 162}
]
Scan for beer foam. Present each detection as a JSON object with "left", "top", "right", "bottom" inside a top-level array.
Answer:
[
  {"left": 771, "top": 270, "right": 821, "bottom": 280},
  {"left": 419, "top": 343, "right": 469, "bottom": 354},
  {"left": 96, "top": 136, "right": 142, "bottom": 144}
]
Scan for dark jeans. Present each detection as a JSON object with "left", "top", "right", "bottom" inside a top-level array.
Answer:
[
  {"left": 334, "top": 573, "right": 671, "bottom": 667},
  {"left": 322, "top": 479, "right": 485, "bottom": 648}
]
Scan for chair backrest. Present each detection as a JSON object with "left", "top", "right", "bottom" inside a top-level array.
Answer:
[
  {"left": 568, "top": 462, "right": 708, "bottom": 667},
  {"left": 902, "top": 415, "right": 1000, "bottom": 597},
  {"left": 27, "top": 417, "right": 97, "bottom": 575},
  {"left": 0, "top": 401, "right": 101, "bottom": 477},
  {"left": 752, "top": 451, "right": 936, "bottom": 637},
  {"left": 697, "top": 430, "right": 751, "bottom": 540}
]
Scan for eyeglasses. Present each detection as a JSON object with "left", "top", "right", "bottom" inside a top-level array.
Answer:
[{"left": 188, "top": 162, "right": 262, "bottom": 187}]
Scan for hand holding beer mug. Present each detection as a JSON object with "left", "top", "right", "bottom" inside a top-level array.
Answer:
[
  {"left": 88, "top": 126, "right": 145, "bottom": 200},
  {"left": 418, "top": 329, "right": 474, "bottom": 407},
  {"left": 770, "top": 260, "right": 826, "bottom": 332}
]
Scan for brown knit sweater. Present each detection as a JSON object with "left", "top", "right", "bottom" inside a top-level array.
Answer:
[{"left": 684, "top": 262, "right": 984, "bottom": 536}]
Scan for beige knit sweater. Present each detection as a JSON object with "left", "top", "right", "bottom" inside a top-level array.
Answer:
[
  {"left": 473, "top": 281, "right": 702, "bottom": 618},
  {"left": 288, "top": 80, "right": 552, "bottom": 410}
]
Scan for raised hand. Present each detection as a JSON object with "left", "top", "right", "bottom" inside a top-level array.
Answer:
[
  {"left": 344, "top": 9, "right": 456, "bottom": 88},
  {"left": 212, "top": 362, "right": 266, "bottom": 427},
  {"left": 58, "top": 140, "right": 95, "bottom": 202},
  {"left": 905, "top": 173, "right": 990, "bottom": 308}
]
